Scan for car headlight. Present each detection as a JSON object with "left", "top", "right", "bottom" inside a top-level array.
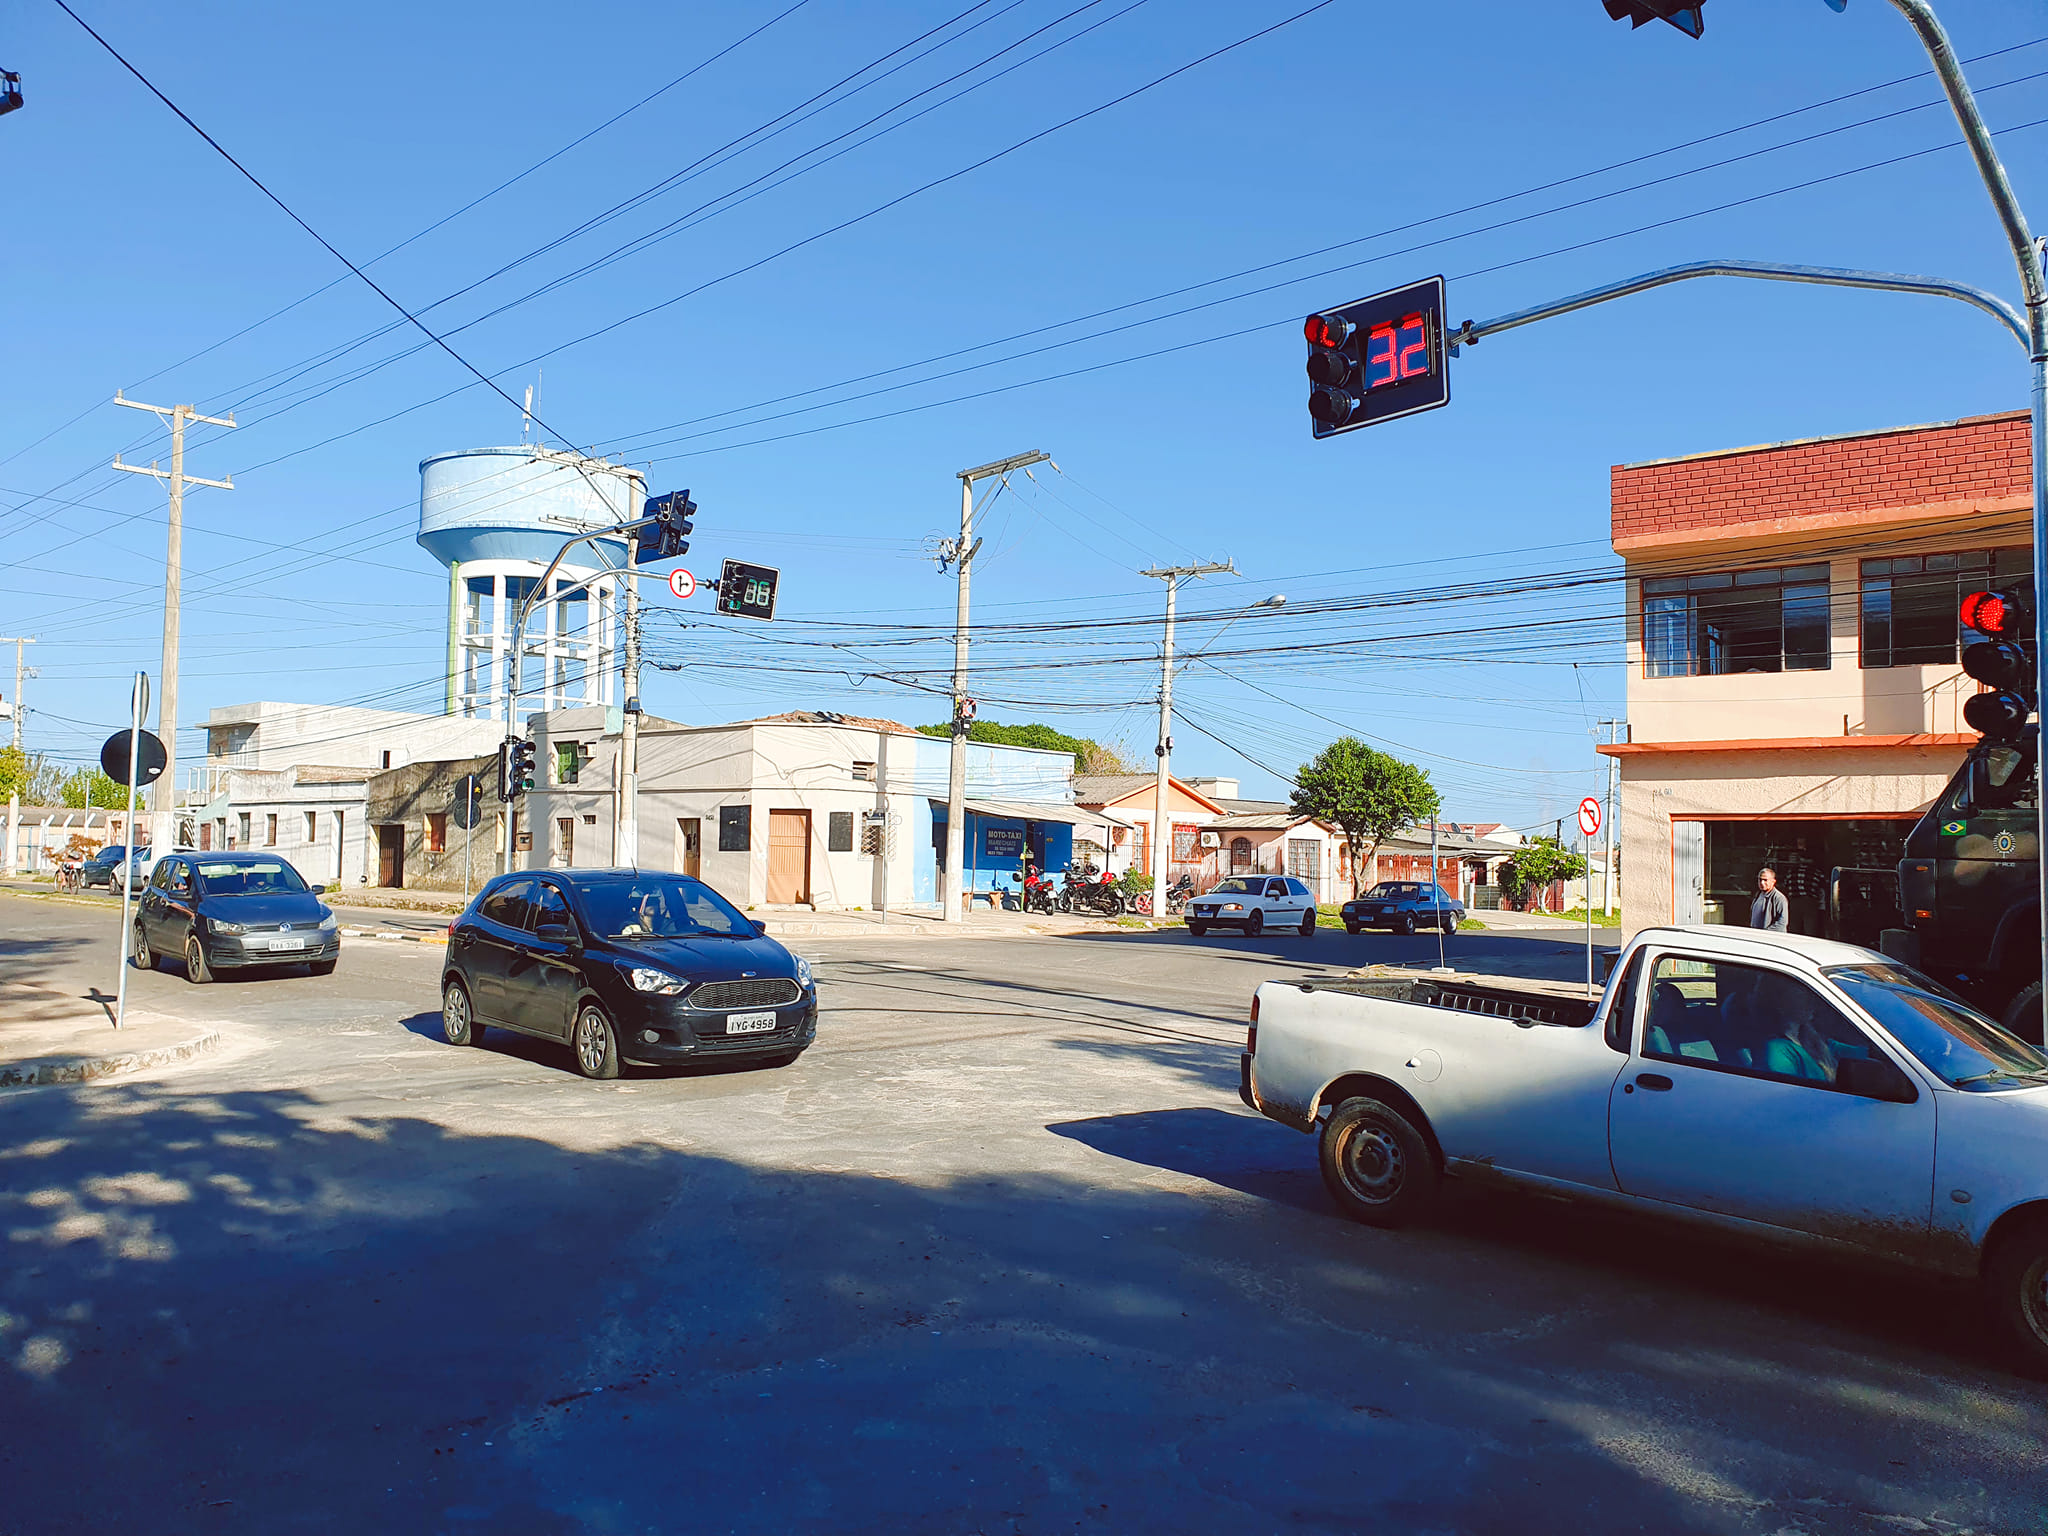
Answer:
[
  {"left": 317, "top": 913, "right": 337, "bottom": 932},
  {"left": 628, "top": 967, "right": 687, "bottom": 994},
  {"left": 1223, "top": 903, "right": 1243, "bottom": 912},
  {"left": 796, "top": 956, "right": 813, "bottom": 990},
  {"left": 211, "top": 920, "right": 248, "bottom": 936}
]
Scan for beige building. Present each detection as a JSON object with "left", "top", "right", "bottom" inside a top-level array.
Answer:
[{"left": 1601, "top": 410, "right": 2030, "bottom": 942}]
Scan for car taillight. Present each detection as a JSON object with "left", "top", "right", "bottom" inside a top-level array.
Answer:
[
  {"left": 447, "top": 921, "right": 458, "bottom": 937},
  {"left": 1247, "top": 994, "right": 1259, "bottom": 1054}
]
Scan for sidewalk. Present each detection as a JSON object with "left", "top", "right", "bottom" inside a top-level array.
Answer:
[{"left": 0, "top": 977, "right": 221, "bottom": 1088}]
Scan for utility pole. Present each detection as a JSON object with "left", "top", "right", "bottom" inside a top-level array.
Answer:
[
  {"left": 617, "top": 534, "right": 641, "bottom": 868},
  {"left": 1597, "top": 718, "right": 1624, "bottom": 918},
  {"left": 2, "top": 637, "right": 34, "bottom": 877},
  {"left": 1140, "top": 561, "right": 1232, "bottom": 922},
  {"left": 113, "top": 393, "right": 235, "bottom": 856},
  {"left": 942, "top": 450, "right": 1048, "bottom": 921}
]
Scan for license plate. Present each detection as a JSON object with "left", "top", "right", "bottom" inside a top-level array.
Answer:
[
  {"left": 266, "top": 937, "right": 309, "bottom": 951},
  {"left": 725, "top": 1011, "right": 777, "bottom": 1034}
]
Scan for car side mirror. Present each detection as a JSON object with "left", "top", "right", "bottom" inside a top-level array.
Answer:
[
  {"left": 1837, "top": 1054, "right": 1918, "bottom": 1104},
  {"left": 312, "top": 883, "right": 328, "bottom": 895},
  {"left": 533, "top": 921, "right": 577, "bottom": 946},
  {"left": 753, "top": 919, "right": 769, "bottom": 935}
]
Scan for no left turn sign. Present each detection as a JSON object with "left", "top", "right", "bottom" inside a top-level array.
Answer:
[
  {"left": 667, "top": 568, "right": 696, "bottom": 601},
  {"left": 1577, "top": 796, "right": 1602, "bottom": 839}
]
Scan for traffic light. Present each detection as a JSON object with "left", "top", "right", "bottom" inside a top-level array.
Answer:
[
  {"left": 717, "top": 559, "right": 780, "bottom": 620},
  {"left": 1305, "top": 276, "right": 1450, "bottom": 439},
  {"left": 498, "top": 736, "right": 537, "bottom": 801},
  {"left": 1601, "top": 0, "right": 1705, "bottom": 36},
  {"left": 1960, "top": 589, "right": 2034, "bottom": 742},
  {"left": 641, "top": 490, "right": 696, "bottom": 563}
]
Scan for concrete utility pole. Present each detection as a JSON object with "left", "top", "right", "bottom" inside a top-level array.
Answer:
[
  {"left": 1140, "top": 561, "right": 1232, "bottom": 921},
  {"left": 942, "top": 450, "right": 1048, "bottom": 921},
  {"left": 618, "top": 533, "right": 641, "bottom": 868},
  {"left": 113, "top": 393, "right": 235, "bottom": 855},
  {"left": 2, "top": 637, "right": 34, "bottom": 876},
  {"left": 1597, "top": 718, "right": 1623, "bottom": 918}
]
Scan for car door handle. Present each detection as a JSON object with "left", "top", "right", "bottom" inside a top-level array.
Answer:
[{"left": 1635, "top": 1073, "right": 1673, "bottom": 1092}]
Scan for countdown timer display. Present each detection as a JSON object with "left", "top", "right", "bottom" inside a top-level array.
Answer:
[{"left": 1305, "top": 275, "right": 1449, "bottom": 438}]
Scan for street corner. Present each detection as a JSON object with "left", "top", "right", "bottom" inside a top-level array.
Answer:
[{"left": 0, "top": 990, "right": 223, "bottom": 1090}]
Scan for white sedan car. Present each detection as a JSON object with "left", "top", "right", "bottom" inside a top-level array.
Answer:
[
  {"left": 1186, "top": 875, "right": 1319, "bottom": 938},
  {"left": 1244, "top": 926, "right": 2048, "bottom": 1371}
]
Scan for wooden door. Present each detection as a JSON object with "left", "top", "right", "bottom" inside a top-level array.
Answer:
[
  {"left": 377, "top": 824, "right": 405, "bottom": 888},
  {"left": 767, "top": 810, "right": 810, "bottom": 903},
  {"left": 676, "top": 818, "right": 701, "bottom": 879}
]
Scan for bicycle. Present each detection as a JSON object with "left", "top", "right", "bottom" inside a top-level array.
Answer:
[{"left": 55, "top": 860, "right": 83, "bottom": 894}]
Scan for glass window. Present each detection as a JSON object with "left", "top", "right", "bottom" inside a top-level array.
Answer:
[
  {"left": 479, "top": 879, "right": 532, "bottom": 929},
  {"left": 529, "top": 882, "right": 574, "bottom": 934},
  {"left": 1173, "top": 824, "right": 1199, "bottom": 861},
  {"left": 149, "top": 859, "right": 177, "bottom": 890},
  {"left": 1209, "top": 878, "right": 1257, "bottom": 895},
  {"left": 718, "top": 805, "right": 751, "bottom": 852},
  {"left": 1827, "top": 964, "right": 2048, "bottom": 1091},
  {"left": 576, "top": 876, "right": 753, "bottom": 939},
  {"left": 1285, "top": 838, "right": 1320, "bottom": 880},
  {"left": 827, "top": 811, "right": 854, "bottom": 852},
  {"left": 1642, "top": 564, "right": 1832, "bottom": 677},
  {"left": 1230, "top": 837, "right": 1252, "bottom": 871},
  {"left": 555, "top": 743, "right": 580, "bottom": 785},
  {"left": 195, "top": 860, "right": 308, "bottom": 896},
  {"left": 1643, "top": 955, "right": 1881, "bottom": 1088},
  {"left": 427, "top": 813, "right": 447, "bottom": 854},
  {"left": 1604, "top": 949, "right": 1644, "bottom": 1053}
]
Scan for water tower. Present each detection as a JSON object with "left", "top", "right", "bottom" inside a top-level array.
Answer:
[{"left": 417, "top": 446, "right": 644, "bottom": 725}]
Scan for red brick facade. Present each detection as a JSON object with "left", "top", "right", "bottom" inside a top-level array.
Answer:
[{"left": 1611, "top": 410, "right": 2030, "bottom": 545}]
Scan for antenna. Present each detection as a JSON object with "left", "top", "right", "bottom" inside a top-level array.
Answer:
[{"left": 522, "top": 386, "right": 533, "bottom": 445}]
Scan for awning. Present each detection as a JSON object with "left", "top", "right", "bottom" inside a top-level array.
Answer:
[{"left": 940, "top": 797, "right": 1135, "bottom": 829}]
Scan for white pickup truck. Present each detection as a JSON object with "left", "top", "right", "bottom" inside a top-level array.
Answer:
[{"left": 1242, "top": 924, "right": 2048, "bottom": 1371}]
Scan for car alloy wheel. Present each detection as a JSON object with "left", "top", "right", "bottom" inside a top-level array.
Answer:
[
  {"left": 132, "top": 923, "right": 153, "bottom": 971},
  {"left": 573, "top": 1004, "right": 620, "bottom": 1080},
  {"left": 184, "top": 935, "right": 212, "bottom": 985}
]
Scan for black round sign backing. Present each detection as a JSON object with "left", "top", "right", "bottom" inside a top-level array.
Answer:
[{"left": 100, "top": 729, "right": 167, "bottom": 787}]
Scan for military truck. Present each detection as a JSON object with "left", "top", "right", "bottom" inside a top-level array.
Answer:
[{"left": 1882, "top": 734, "right": 2042, "bottom": 1045}]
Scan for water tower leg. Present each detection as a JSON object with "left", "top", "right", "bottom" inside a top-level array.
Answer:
[{"left": 446, "top": 562, "right": 461, "bottom": 716}]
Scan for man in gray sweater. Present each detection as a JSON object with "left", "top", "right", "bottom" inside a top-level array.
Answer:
[{"left": 1750, "top": 867, "right": 1789, "bottom": 932}]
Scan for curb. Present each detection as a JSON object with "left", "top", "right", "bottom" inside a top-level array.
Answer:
[
  {"left": 0, "top": 1026, "right": 223, "bottom": 1089},
  {"left": 338, "top": 927, "right": 450, "bottom": 947}
]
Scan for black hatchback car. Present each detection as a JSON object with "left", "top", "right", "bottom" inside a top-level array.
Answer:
[
  {"left": 131, "top": 851, "right": 339, "bottom": 982},
  {"left": 441, "top": 869, "right": 818, "bottom": 1079}
]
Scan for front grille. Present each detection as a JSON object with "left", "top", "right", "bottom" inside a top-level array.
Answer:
[{"left": 688, "top": 978, "right": 802, "bottom": 1011}]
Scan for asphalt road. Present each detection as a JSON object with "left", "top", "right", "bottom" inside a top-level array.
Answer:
[{"left": 1, "top": 898, "right": 2042, "bottom": 1534}]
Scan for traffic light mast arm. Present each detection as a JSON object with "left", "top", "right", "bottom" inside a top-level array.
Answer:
[{"left": 1446, "top": 259, "right": 2027, "bottom": 354}]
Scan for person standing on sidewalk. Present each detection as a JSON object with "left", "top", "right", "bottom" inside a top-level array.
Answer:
[{"left": 1750, "top": 867, "right": 1789, "bottom": 932}]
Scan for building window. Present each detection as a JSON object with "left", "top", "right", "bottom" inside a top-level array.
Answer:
[
  {"left": 1860, "top": 548, "right": 2030, "bottom": 668},
  {"left": 828, "top": 811, "right": 854, "bottom": 852},
  {"left": 427, "top": 813, "right": 447, "bottom": 854},
  {"left": 265, "top": 814, "right": 278, "bottom": 847},
  {"left": 719, "top": 804, "right": 751, "bottom": 852},
  {"left": 380, "top": 750, "right": 392, "bottom": 769},
  {"left": 304, "top": 811, "right": 317, "bottom": 842},
  {"left": 851, "top": 760, "right": 875, "bottom": 782},
  {"left": 556, "top": 743, "right": 581, "bottom": 785},
  {"left": 1286, "top": 838, "right": 1320, "bottom": 880},
  {"left": 1230, "top": 836, "right": 1253, "bottom": 872},
  {"left": 237, "top": 812, "right": 250, "bottom": 847},
  {"left": 1172, "top": 823, "right": 1199, "bottom": 862},
  {"left": 1641, "top": 564, "right": 1830, "bottom": 677}
]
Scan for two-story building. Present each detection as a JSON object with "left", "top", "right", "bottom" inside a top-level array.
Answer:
[{"left": 1601, "top": 409, "right": 2030, "bottom": 941}]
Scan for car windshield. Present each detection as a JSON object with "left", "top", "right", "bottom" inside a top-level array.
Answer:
[
  {"left": 1826, "top": 963, "right": 2048, "bottom": 1092},
  {"left": 1208, "top": 879, "right": 1257, "bottom": 896},
  {"left": 576, "top": 877, "right": 754, "bottom": 939},
  {"left": 1365, "top": 884, "right": 1419, "bottom": 900},
  {"left": 195, "top": 860, "right": 308, "bottom": 896}
]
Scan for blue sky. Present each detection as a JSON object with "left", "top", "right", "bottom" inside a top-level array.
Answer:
[{"left": 2, "top": 0, "right": 2044, "bottom": 829}]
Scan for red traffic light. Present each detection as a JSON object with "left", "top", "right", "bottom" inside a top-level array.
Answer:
[
  {"left": 1960, "top": 589, "right": 2020, "bottom": 638},
  {"left": 1304, "top": 313, "right": 1353, "bottom": 350}
]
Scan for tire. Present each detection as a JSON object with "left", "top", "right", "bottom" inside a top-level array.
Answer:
[
  {"left": 441, "top": 978, "right": 485, "bottom": 1046},
  {"left": 1246, "top": 909, "right": 1264, "bottom": 937},
  {"left": 1103, "top": 891, "right": 1126, "bottom": 918},
  {"left": 1318, "top": 1096, "right": 1440, "bottom": 1228},
  {"left": 1394, "top": 914, "right": 1415, "bottom": 936},
  {"left": 308, "top": 959, "right": 337, "bottom": 976},
  {"left": 2001, "top": 982, "right": 2044, "bottom": 1048},
  {"left": 1984, "top": 1212, "right": 2048, "bottom": 1376},
  {"left": 132, "top": 922, "right": 154, "bottom": 971},
  {"left": 572, "top": 1002, "right": 621, "bottom": 1080},
  {"left": 1344, "top": 923, "right": 1361, "bottom": 936},
  {"left": 1299, "top": 909, "right": 1316, "bottom": 937},
  {"left": 1187, "top": 924, "right": 1207, "bottom": 938},
  {"left": 184, "top": 935, "right": 212, "bottom": 985}
]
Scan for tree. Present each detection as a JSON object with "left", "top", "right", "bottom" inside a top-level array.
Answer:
[
  {"left": 915, "top": 719, "right": 1137, "bottom": 774},
  {"left": 1289, "top": 737, "right": 1441, "bottom": 897},
  {"left": 59, "top": 767, "right": 128, "bottom": 810},
  {"left": 1500, "top": 836, "right": 1588, "bottom": 912},
  {"left": 0, "top": 747, "right": 65, "bottom": 805}
]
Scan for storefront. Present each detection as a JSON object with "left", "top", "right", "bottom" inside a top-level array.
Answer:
[{"left": 1684, "top": 815, "right": 1914, "bottom": 945}]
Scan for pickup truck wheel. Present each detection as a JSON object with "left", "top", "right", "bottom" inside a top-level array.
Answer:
[
  {"left": 1985, "top": 1212, "right": 2048, "bottom": 1375},
  {"left": 2001, "top": 982, "right": 2044, "bottom": 1048},
  {"left": 1319, "top": 1097, "right": 1439, "bottom": 1228}
]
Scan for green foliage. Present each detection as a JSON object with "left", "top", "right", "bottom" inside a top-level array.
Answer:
[
  {"left": 0, "top": 748, "right": 67, "bottom": 805},
  {"left": 915, "top": 718, "right": 1136, "bottom": 773},
  {"left": 1289, "top": 737, "right": 1441, "bottom": 896},
  {"left": 60, "top": 768, "right": 128, "bottom": 810},
  {"left": 1501, "top": 836, "right": 1589, "bottom": 906},
  {"left": 0, "top": 745, "right": 24, "bottom": 802}
]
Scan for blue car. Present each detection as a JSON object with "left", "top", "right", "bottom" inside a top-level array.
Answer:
[{"left": 1341, "top": 881, "right": 1465, "bottom": 936}]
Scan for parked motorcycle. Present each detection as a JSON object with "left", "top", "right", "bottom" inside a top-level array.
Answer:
[
  {"left": 1059, "top": 860, "right": 1126, "bottom": 918},
  {"left": 1012, "top": 863, "right": 1060, "bottom": 915},
  {"left": 1126, "top": 873, "right": 1195, "bottom": 918}
]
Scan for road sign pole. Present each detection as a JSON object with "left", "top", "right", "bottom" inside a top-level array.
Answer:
[{"left": 114, "top": 671, "right": 144, "bottom": 1031}]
